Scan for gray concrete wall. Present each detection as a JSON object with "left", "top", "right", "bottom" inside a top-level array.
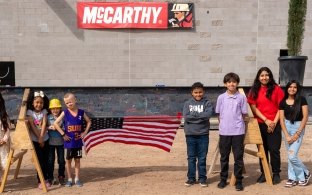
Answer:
[{"left": 0, "top": 0, "right": 312, "bottom": 87}]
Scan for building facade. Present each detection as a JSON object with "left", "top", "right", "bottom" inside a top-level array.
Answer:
[{"left": 0, "top": 0, "right": 312, "bottom": 87}]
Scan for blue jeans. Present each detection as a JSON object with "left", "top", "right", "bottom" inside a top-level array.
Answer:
[
  {"left": 186, "top": 134, "right": 209, "bottom": 182},
  {"left": 284, "top": 120, "right": 309, "bottom": 181},
  {"left": 47, "top": 145, "right": 65, "bottom": 181}
]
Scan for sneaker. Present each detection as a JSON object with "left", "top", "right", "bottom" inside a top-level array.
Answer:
[
  {"left": 45, "top": 180, "right": 51, "bottom": 188},
  {"left": 300, "top": 172, "right": 312, "bottom": 186},
  {"left": 38, "top": 183, "right": 42, "bottom": 190},
  {"left": 38, "top": 181, "right": 51, "bottom": 190},
  {"left": 75, "top": 180, "right": 83, "bottom": 187},
  {"left": 184, "top": 180, "right": 195, "bottom": 187},
  {"left": 235, "top": 181, "right": 244, "bottom": 191},
  {"left": 199, "top": 180, "right": 208, "bottom": 187},
  {"left": 272, "top": 173, "right": 281, "bottom": 185},
  {"left": 256, "top": 173, "right": 266, "bottom": 183},
  {"left": 49, "top": 178, "right": 56, "bottom": 185},
  {"left": 298, "top": 172, "right": 311, "bottom": 186},
  {"left": 65, "top": 181, "right": 72, "bottom": 187},
  {"left": 217, "top": 180, "right": 227, "bottom": 189},
  {"left": 284, "top": 179, "right": 298, "bottom": 187},
  {"left": 58, "top": 176, "right": 66, "bottom": 186},
  {"left": 298, "top": 180, "right": 308, "bottom": 186}
]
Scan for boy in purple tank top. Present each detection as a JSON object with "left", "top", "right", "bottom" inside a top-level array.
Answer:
[
  {"left": 54, "top": 93, "right": 91, "bottom": 187},
  {"left": 215, "top": 72, "right": 248, "bottom": 191}
]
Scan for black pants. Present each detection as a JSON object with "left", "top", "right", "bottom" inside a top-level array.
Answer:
[
  {"left": 258, "top": 123, "right": 282, "bottom": 174},
  {"left": 219, "top": 134, "right": 245, "bottom": 182},
  {"left": 33, "top": 140, "right": 49, "bottom": 182}
]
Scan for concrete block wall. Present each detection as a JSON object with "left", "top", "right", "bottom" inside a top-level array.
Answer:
[{"left": 0, "top": 0, "right": 312, "bottom": 87}]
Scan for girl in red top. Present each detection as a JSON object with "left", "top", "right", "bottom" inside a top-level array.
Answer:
[{"left": 247, "top": 67, "right": 284, "bottom": 185}]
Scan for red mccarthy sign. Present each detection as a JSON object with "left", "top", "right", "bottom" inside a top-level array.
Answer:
[{"left": 77, "top": 2, "right": 194, "bottom": 29}]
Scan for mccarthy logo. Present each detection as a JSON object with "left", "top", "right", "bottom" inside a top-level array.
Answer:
[
  {"left": 77, "top": 2, "right": 168, "bottom": 29},
  {"left": 82, "top": 6, "right": 163, "bottom": 24}
]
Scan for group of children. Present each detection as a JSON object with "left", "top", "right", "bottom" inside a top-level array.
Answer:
[
  {"left": 0, "top": 66, "right": 311, "bottom": 191},
  {"left": 1, "top": 91, "right": 92, "bottom": 189},
  {"left": 183, "top": 67, "right": 311, "bottom": 191}
]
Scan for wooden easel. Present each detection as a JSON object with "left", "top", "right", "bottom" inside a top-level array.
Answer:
[
  {"left": 0, "top": 88, "right": 48, "bottom": 192},
  {"left": 208, "top": 88, "right": 273, "bottom": 186}
]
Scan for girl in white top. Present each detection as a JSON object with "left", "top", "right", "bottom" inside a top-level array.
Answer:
[
  {"left": 26, "top": 91, "right": 50, "bottom": 189},
  {"left": 0, "top": 92, "right": 11, "bottom": 178}
]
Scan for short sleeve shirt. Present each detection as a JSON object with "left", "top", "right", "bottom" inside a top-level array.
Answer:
[
  {"left": 247, "top": 85, "right": 284, "bottom": 123},
  {"left": 216, "top": 91, "right": 248, "bottom": 135},
  {"left": 279, "top": 96, "right": 308, "bottom": 121},
  {"left": 26, "top": 109, "right": 49, "bottom": 142}
]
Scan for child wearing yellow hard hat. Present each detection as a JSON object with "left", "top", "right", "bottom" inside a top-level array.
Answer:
[{"left": 47, "top": 98, "right": 66, "bottom": 186}]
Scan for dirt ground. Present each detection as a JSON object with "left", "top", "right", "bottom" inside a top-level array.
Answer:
[{"left": 2, "top": 125, "right": 312, "bottom": 195}]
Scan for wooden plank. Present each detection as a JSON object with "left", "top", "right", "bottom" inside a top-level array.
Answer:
[
  {"left": 208, "top": 144, "right": 220, "bottom": 175},
  {"left": 259, "top": 145, "right": 273, "bottom": 185},
  {"left": 238, "top": 88, "right": 254, "bottom": 117},
  {"left": 17, "top": 88, "right": 29, "bottom": 120},
  {"left": 244, "top": 148, "right": 260, "bottom": 157},
  {"left": 0, "top": 150, "right": 14, "bottom": 193},
  {"left": 11, "top": 120, "right": 32, "bottom": 149},
  {"left": 244, "top": 118, "right": 263, "bottom": 145},
  {"left": 13, "top": 150, "right": 28, "bottom": 179},
  {"left": 11, "top": 149, "right": 27, "bottom": 164}
]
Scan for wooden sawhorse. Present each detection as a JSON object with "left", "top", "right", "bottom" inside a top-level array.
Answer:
[{"left": 0, "top": 88, "right": 48, "bottom": 192}]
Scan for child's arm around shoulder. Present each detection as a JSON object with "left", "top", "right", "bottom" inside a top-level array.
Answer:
[{"left": 81, "top": 112, "right": 92, "bottom": 138}]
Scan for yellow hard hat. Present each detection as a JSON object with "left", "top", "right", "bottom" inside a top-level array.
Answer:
[{"left": 49, "top": 98, "right": 62, "bottom": 109}]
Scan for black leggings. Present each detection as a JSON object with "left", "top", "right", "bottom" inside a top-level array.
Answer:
[
  {"left": 258, "top": 123, "right": 282, "bottom": 174},
  {"left": 33, "top": 140, "right": 49, "bottom": 182}
]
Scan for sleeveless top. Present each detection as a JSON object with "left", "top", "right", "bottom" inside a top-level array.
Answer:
[{"left": 64, "top": 109, "right": 84, "bottom": 149}]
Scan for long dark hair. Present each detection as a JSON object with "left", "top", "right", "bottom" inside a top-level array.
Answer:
[
  {"left": 0, "top": 93, "right": 9, "bottom": 131},
  {"left": 283, "top": 80, "right": 302, "bottom": 123},
  {"left": 249, "top": 67, "right": 277, "bottom": 100}
]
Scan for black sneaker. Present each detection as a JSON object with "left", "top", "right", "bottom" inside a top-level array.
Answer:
[
  {"left": 58, "top": 176, "right": 66, "bottom": 186},
  {"left": 184, "top": 180, "right": 195, "bottom": 187},
  {"left": 199, "top": 180, "right": 208, "bottom": 187},
  {"left": 217, "top": 180, "right": 227, "bottom": 189},
  {"left": 272, "top": 173, "right": 280, "bottom": 185},
  {"left": 284, "top": 179, "right": 298, "bottom": 187},
  {"left": 235, "top": 181, "right": 244, "bottom": 191},
  {"left": 256, "top": 173, "right": 266, "bottom": 183}
]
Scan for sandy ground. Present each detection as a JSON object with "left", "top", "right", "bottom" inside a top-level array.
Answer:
[{"left": 2, "top": 125, "right": 312, "bottom": 195}]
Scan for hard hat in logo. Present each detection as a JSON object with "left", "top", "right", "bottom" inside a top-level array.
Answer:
[
  {"left": 171, "top": 4, "right": 190, "bottom": 12},
  {"left": 49, "top": 98, "right": 62, "bottom": 109}
]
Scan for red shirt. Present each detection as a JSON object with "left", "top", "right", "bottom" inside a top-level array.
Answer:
[
  {"left": 247, "top": 85, "right": 284, "bottom": 123},
  {"left": 179, "top": 13, "right": 193, "bottom": 28}
]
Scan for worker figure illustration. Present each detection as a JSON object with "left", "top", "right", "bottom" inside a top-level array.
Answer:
[{"left": 168, "top": 4, "right": 193, "bottom": 28}]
